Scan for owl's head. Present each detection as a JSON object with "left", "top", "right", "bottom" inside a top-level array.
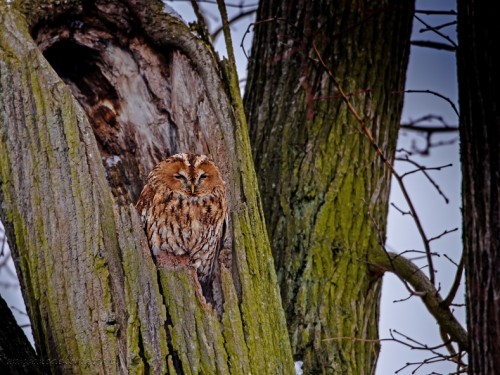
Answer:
[{"left": 152, "top": 153, "right": 225, "bottom": 196}]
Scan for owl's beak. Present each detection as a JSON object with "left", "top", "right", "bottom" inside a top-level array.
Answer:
[{"left": 191, "top": 183, "right": 195, "bottom": 194}]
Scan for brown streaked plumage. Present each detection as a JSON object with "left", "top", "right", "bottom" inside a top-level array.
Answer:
[{"left": 135, "top": 153, "right": 227, "bottom": 285}]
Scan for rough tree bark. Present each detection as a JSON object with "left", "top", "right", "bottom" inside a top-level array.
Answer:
[
  {"left": 244, "top": 1, "right": 414, "bottom": 373},
  {"left": 457, "top": 1, "right": 500, "bottom": 373},
  {"left": 0, "top": 0, "right": 294, "bottom": 373}
]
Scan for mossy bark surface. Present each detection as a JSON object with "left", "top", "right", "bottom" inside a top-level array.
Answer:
[
  {"left": 0, "top": 0, "right": 294, "bottom": 373},
  {"left": 244, "top": 1, "right": 414, "bottom": 373}
]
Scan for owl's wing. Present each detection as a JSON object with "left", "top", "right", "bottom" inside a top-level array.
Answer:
[
  {"left": 200, "top": 213, "right": 228, "bottom": 304},
  {"left": 135, "top": 183, "right": 153, "bottom": 214},
  {"left": 135, "top": 182, "right": 173, "bottom": 216},
  {"left": 208, "top": 213, "right": 229, "bottom": 282}
]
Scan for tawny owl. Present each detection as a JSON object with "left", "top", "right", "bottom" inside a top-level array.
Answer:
[{"left": 135, "top": 153, "right": 227, "bottom": 285}]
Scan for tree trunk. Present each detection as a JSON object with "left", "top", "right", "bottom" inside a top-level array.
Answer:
[
  {"left": 457, "top": 2, "right": 500, "bottom": 373},
  {"left": 244, "top": 1, "right": 414, "bottom": 373},
  {"left": 0, "top": 0, "right": 294, "bottom": 373}
]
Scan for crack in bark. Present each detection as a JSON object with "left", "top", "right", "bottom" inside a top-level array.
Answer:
[
  {"left": 155, "top": 268, "right": 184, "bottom": 375},
  {"left": 136, "top": 324, "right": 150, "bottom": 374}
]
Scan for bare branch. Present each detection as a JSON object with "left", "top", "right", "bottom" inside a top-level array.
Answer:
[
  {"left": 411, "top": 40, "right": 456, "bottom": 51},
  {"left": 399, "top": 115, "right": 459, "bottom": 155},
  {"left": 396, "top": 157, "right": 453, "bottom": 177},
  {"left": 443, "top": 253, "right": 458, "bottom": 267},
  {"left": 401, "top": 114, "right": 456, "bottom": 130},
  {"left": 398, "top": 249, "right": 439, "bottom": 259},
  {"left": 391, "top": 202, "right": 412, "bottom": 216},
  {"left": 440, "top": 327, "right": 458, "bottom": 358},
  {"left": 212, "top": 8, "right": 257, "bottom": 41},
  {"left": 0, "top": 233, "right": 6, "bottom": 258},
  {"left": 191, "top": 0, "right": 212, "bottom": 42},
  {"left": 394, "top": 293, "right": 417, "bottom": 303},
  {"left": 415, "top": 10, "right": 457, "bottom": 16},
  {"left": 409, "top": 135, "right": 458, "bottom": 156},
  {"left": 443, "top": 254, "right": 465, "bottom": 307},
  {"left": 397, "top": 157, "right": 453, "bottom": 203},
  {"left": 0, "top": 281, "right": 19, "bottom": 288},
  {"left": 240, "top": 17, "right": 284, "bottom": 59},
  {"left": 400, "top": 162, "right": 453, "bottom": 177},
  {"left": 9, "top": 305, "right": 28, "bottom": 316},
  {"left": 390, "top": 329, "right": 467, "bottom": 373},
  {"left": 428, "top": 228, "right": 458, "bottom": 243},
  {"left": 404, "top": 90, "right": 459, "bottom": 117},
  {"left": 0, "top": 248, "right": 10, "bottom": 268},
  {"left": 414, "top": 14, "right": 458, "bottom": 49},
  {"left": 400, "top": 124, "right": 458, "bottom": 133},
  {"left": 419, "top": 20, "right": 457, "bottom": 33},
  {"left": 391, "top": 329, "right": 450, "bottom": 351},
  {"left": 216, "top": 0, "right": 238, "bottom": 79},
  {"left": 371, "top": 251, "right": 468, "bottom": 350}
]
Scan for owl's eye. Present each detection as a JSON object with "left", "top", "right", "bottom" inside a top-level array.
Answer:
[
  {"left": 199, "top": 174, "right": 208, "bottom": 180},
  {"left": 174, "top": 174, "right": 187, "bottom": 181}
]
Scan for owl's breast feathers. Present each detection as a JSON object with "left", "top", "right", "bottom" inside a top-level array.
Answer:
[{"left": 136, "top": 182, "right": 227, "bottom": 283}]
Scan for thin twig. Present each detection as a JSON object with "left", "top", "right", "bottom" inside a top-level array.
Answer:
[
  {"left": 397, "top": 249, "right": 438, "bottom": 258},
  {"left": 414, "top": 14, "right": 458, "bottom": 49},
  {"left": 400, "top": 124, "right": 458, "bottom": 133},
  {"left": 240, "top": 17, "right": 283, "bottom": 59},
  {"left": 443, "top": 254, "right": 464, "bottom": 307},
  {"left": 0, "top": 234, "right": 6, "bottom": 257},
  {"left": 428, "top": 228, "right": 458, "bottom": 243},
  {"left": 397, "top": 157, "right": 452, "bottom": 204},
  {"left": 419, "top": 20, "right": 457, "bottom": 33},
  {"left": 405, "top": 90, "right": 459, "bottom": 117},
  {"left": 440, "top": 327, "right": 458, "bottom": 358},
  {"left": 391, "top": 202, "right": 412, "bottom": 216},
  {"left": 400, "top": 114, "right": 457, "bottom": 135},
  {"left": 0, "top": 248, "right": 10, "bottom": 268},
  {"left": 391, "top": 329, "right": 450, "bottom": 351},
  {"left": 411, "top": 40, "right": 456, "bottom": 51},
  {"left": 0, "top": 281, "right": 19, "bottom": 288},
  {"left": 9, "top": 305, "right": 28, "bottom": 315},
  {"left": 443, "top": 253, "right": 458, "bottom": 267},
  {"left": 216, "top": 0, "right": 237, "bottom": 77},
  {"left": 191, "top": 0, "right": 211, "bottom": 40},
  {"left": 390, "top": 329, "right": 467, "bottom": 373},
  {"left": 415, "top": 10, "right": 457, "bottom": 16},
  {"left": 398, "top": 160, "right": 452, "bottom": 178},
  {"left": 212, "top": 8, "right": 257, "bottom": 41}
]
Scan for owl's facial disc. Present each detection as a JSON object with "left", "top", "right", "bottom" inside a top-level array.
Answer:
[
  {"left": 171, "top": 169, "right": 205, "bottom": 196},
  {"left": 162, "top": 155, "right": 223, "bottom": 197}
]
